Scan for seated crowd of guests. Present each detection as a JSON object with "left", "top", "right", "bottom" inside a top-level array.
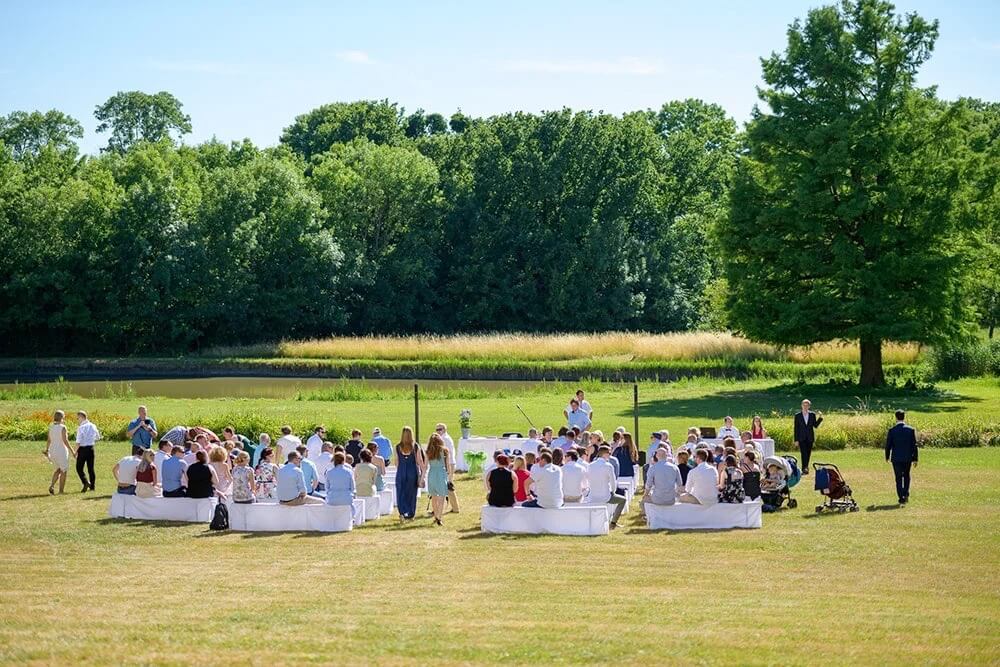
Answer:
[{"left": 480, "top": 421, "right": 772, "bottom": 525}]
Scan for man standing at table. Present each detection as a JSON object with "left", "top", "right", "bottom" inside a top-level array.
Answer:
[
  {"left": 885, "top": 410, "right": 918, "bottom": 504},
  {"left": 793, "top": 399, "right": 823, "bottom": 474},
  {"left": 126, "top": 405, "right": 157, "bottom": 451}
]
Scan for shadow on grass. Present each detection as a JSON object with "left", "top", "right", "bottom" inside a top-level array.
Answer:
[
  {"left": 459, "top": 531, "right": 565, "bottom": 540},
  {"left": 96, "top": 517, "right": 205, "bottom": 528},
  {"left": 865, "top": 504, "right": 902, "bottom": 512},
  {"left": 0, "top": 493, "right": 55, "bottom": 502},
  {"left": 801, "top": 510, "right": 857, "bottom": 519},
  {"left": 81, "top": 494, "right": 113, "bottom": 501},
  {"left": 617, "top": 381, "right": 977, "bottom": 420}
]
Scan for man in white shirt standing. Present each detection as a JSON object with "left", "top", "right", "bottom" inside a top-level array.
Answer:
[
  {"left": 276, "top": 425, "right": 303, "bottom": 463},
  {"left": 74, "top": 411, "right": 101, "bottom": 492},
  {"left": 561, "top": 450, "right": 589, "bottom": 502},
  {"left": 586, "top": 445, "right": 627, "bottom": 526},
  {"left": 679, "top": 449, "right": 720, "bottom": 505},
  {"left": 522, "top": 452, "right": 564, "bottom": 509},
  {"left": 305, "top": 426, "right": 325, "bottom": 461},
  {"left": 718, "top": 416, "right": 740, "bottom": 441}
]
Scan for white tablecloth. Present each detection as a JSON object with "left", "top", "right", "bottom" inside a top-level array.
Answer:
[
  {"left": 701, "top": 438, "right": 775, "bottom": 459},
  {"left": 228, "top": 502, "right": 354, "bottom": 532},
  {"left": 457, "top": 437, "right": 531, "bottom": 471},
  {"left": 109, "top": 495, "right": 216, "bottom": 522},
  {"left": 645, "top": 499, "right": 762, "bottom": 530},
  {"left": 480, "top": 505, "right": 610, "bottom": 536}
]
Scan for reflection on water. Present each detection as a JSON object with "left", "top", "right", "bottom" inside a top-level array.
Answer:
[{"left": 0, "top": 377, "right": 547, "bottom": 399}]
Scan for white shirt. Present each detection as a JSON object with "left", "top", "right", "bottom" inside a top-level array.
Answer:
[
  {"left": 686, "top": 462, "right": 719, "bottom": 505},
  {"left": 718, "top": 425, "right": 741, "bottom": 440},
  {"left": 116, "top": 456, "right": 140, "bottom": 485},
  {"left": 529, "top": 463, "right": 564, "bottom": 508},
  {"left": 561, "top": 461, "right": 589, "bottom": 498},
  {"left": 276, "top": 434, "right": 303, "bottom": 461},
  {"left": 522, "top": 438, "right": 541, "bottom": 454},
  {"left": 585, "top": 457, "right": 617, "bottom": 504},
  {"left": 75, "top": 420, "right": 101, "bottom": 446},
  {"left": 567, "top": 409, "right": 590, "bottom": 430},
  {"left": 305, "top": 434, "right": 323, "bottom": 461},
  {"left": 441, "top": 432, "right": 455, "bottom": 462},
  {"left": 567, "top": 399, "right": 593, "bottom": 416},
  {"left": 314, "top": 451, "right": 334, "bottom": 480},
  {"left": 153, "top": 449, "right": 170, "bottom": 475},
  {"left": 183, "top": 452, "right": 198, "bottom": 466}
]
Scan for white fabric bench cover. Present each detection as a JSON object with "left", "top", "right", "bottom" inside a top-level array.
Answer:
[
  {"left": 480, "top": 505, "right": 609, "bottom": 536},
  {"left": 379, "top": 488, "right": 394, "bottom": 514},
  {"left": 352, "top": 499, "right": 365, "bottom": 526},
  {"left": 108, "top": 495, "right": 216, "bottom": 522},
  {"left": 645, "top": 499, "right": 762, "bottom": 530},
  {"left": 228, "top": 502, "right": 354, "bottom": 532},
  {"left": 357, "top": 495, "right": 381, "bottom": 521}
]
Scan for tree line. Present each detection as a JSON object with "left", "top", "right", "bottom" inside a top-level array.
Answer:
[{"left": 0, "top": 0, "right": 997, "bottom": 385}]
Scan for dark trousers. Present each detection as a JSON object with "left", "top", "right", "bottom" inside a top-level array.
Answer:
[
  {"left": 799, "top": 440, "right": 813, "bottom": 471},
  {"left": 76, "top": 446, "right": 95, "bottom": 488},
  {"left": 892, "top": 460, "right": 912, "bottom": 500}
]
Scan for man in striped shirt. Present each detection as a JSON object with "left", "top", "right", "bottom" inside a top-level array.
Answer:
[{"left": 74, "top": 411, "right": 101, "bottom": 492}]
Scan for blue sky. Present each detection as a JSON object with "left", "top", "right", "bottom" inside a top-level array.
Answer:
[{"left": 2, "top": 0, "right": 998, "bottom": 154}]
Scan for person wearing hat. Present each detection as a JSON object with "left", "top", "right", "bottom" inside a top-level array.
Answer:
[{"left": 372, "top": 427, "right": 392, "bottom": 466}]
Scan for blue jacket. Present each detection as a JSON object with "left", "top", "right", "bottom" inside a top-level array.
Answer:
[{"left": 885, "top": 422, "right": 918, "bottom": 463}]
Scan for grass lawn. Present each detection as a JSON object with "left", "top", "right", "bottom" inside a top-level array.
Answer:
[{"left": 0, "top": 444, "right": 998, "bottom": 665}]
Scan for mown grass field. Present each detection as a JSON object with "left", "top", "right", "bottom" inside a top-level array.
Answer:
[{"left": 1, "top": 444, "right": 998, "bottom": 665}]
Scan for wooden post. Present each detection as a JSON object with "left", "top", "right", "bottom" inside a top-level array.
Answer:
[
  {"left": 414, "top": 383, "right": 420, "bottom": 443},
  {"left": 633, "top": 382, "right": 639, "bottom": 440}
]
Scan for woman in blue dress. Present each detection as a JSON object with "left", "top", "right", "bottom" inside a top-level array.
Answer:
[
  {"left": 394, "top": 426, "right": 426, "bottom": 520},
  {"left": 425, "top": 433, "right": 453, "bottom": 526}
]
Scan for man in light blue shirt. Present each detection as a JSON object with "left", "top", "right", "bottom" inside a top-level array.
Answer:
[
  {"left": 295, "top": 445, "right": 320, "bottom": 496},
  {"left": 126, "top": 405, "right": 157, "bottom": 450},
  {"left": 324, "top": 452, "right": 357, "bottom": 518},
  {"left": 161, "top": 447, "right": 188, "bottom": 497},
  {"left": 372, "top": 428, "right": 392, "bottom": 465},
  {"left": 643, "top": 449, "right": 684, "bottom": 509},
  {"left": 277, "top": 452, "right": 323, "bottom": 505},
  {"left": 566, "top": 399, "right": 592, "bottom": 432}
]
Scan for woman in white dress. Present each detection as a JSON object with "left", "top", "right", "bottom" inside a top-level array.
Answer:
[{"left": 45, "top": 410, "right": 74, "bottom": 495}]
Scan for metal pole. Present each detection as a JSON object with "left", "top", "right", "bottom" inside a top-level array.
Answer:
[
  {"left": 414, "top": 383, "right": 420, "bottom": 443},
  {"left": 633, "top": 382, "right": 639, "bottom": 440}
]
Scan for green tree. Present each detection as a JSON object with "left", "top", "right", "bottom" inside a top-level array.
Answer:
[
  {"left": 963, "top": 99, "right": 1000, "bottom": 338},
  {"left": 720, "top": 0, "right": 978, "bottom": 386},
  {"left": 0, "top": 110, "right": 83, "bottom": 160},
  {"left": 94, "top": 91, "right": 192, "bottom": 153},
  {"left": 280, "top": 100, "right": 404, "bottom": 160}
]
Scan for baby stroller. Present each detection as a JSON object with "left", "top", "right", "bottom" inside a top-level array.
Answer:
[
  {"left": 760, "top": 455, "right": 801, "bottom": 511},
  {"left": 813, "top": 462, "right": 859, "bottom": 513}
]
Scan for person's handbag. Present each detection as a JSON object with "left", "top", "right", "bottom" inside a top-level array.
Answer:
[
  {"left": 447, "top": 480, "right": 460, "bottom": 512},
  {"left": 210, "top": 502, "right": 229, "bottom": 531}
]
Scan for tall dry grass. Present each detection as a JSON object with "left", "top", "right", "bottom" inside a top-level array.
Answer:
[{"left": 263, "top": 332, "right": 922, "bottom": 364}]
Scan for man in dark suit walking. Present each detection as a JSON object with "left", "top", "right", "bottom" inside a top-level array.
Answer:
[
  {"left": 793, "top": 399, "right": 823, "bottom": 474},
  {"left": 885, "top": 410, "right": 919, "bottom": 504}
]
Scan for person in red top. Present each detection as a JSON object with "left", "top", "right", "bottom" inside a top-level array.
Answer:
[
  {"left": 751, "top": 415, "right": 767, "bottom": 440},
  {"left": 512, "top": 455, "right": 532, "bottom": 502}
]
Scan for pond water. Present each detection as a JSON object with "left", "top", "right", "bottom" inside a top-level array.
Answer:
[{"left": 0, "top": 376, "right": 548, "bottom": 399}]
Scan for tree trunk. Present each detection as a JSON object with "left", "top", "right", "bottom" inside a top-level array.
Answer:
[
  {"left": 859, "top": 339, "right": 885, "bottom": 387},
  {"left": 990, "top": 324, "right": 995, "bottom": 339}
]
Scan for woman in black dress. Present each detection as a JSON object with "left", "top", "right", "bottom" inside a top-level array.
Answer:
[
  {"left": 186, "top": 450, "right": 218, "bottom": 498},
  {"left": 486, "top": 454, "right": 516, "bottom": 507}
]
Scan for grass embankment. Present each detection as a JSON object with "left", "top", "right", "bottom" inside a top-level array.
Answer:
[
  {"left": 0, "top": 445, "right": 997, "bottom": 664},
  {"left": 2, "top": 377, "right": 997, "bottom": 450},
  {"left": 0, "top": 333, "right": 926, "bottom": 382}
]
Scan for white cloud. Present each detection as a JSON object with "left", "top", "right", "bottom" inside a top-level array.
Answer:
[
  {"left": 499, "top": 56, "right": 662, "bottom": 76},
  {"left": 336, "top": 50, "right": 374, "bottom": 65},
  {"left": 149, "top": 60, "right": 239, "bottom": 75}
]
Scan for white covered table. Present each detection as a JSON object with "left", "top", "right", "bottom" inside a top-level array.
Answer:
[
  {"left": 457, "top": 437, "right": 530, "bottom": 471},
  {"left": 645, "top": 499, "right": 762, "bottom": 530},
  {"left": 228, "top": 502, "right": 354, "bottom": 532},
  {"left": 480, "top": 505, "right": 610, "bottom": 536},
  {"left": 108, "top": 495, "right": 216, "bottom": 523}
]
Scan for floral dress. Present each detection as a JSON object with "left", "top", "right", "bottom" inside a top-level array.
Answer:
[
  {"left": 718, "top": 466, "right": 746, "bottom": 504},
  {"left": 254, "top": 461, "right": 278, "bottom": 501},
  {"left": 232, "top": 465, "right": 255, "bottom": 503}
]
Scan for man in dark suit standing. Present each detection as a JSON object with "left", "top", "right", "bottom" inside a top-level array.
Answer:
[
  {"left": 885, "top": 409, "right": 919, "bottom": 504},
  {"left": 793, "top": 399, "right": 823, "bottom": 474}
]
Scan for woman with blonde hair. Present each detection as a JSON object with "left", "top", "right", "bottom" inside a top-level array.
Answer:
[
  {"left": 208, "top": 445, "right": 233, "bottom": 499},
  {"left": 231, "top": 450, "right": 257, "bottom": 504},
  {"left": 135, "top": 449, "right": 161, "bottom": 498},
  {"left": 45, "top": 410, "right": 74, "bottom": 495},
  {"left": 395, "top": 426, "right": 426, "bottom": 520},
  {"left": 425, "top": 433, "right": 453, "bottom": 525}
]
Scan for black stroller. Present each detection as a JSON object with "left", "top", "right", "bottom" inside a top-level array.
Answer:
[{"left": 813, "top": 462, "right": 859, "bottom": 513}]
